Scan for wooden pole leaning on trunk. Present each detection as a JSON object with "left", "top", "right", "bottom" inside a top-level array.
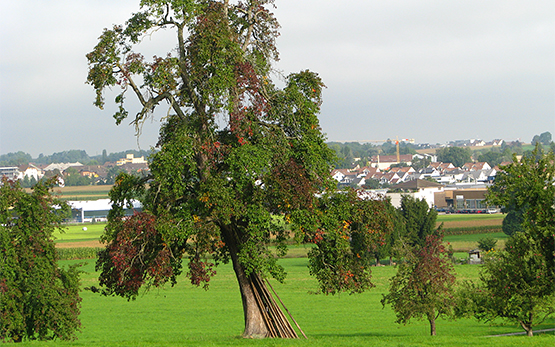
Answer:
[
  {"left": 250, "top": 273, "right": 299, "bottom": 338},
  {"left": 265, "top": 278, "right": 308, "bottom": 339}
]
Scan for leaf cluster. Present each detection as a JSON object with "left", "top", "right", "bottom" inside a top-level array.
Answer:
[
  {"left": 0, "top": 178, "right": 81, "bottom": 342},
  {"left": 455, "top": 233, "right": 555, "bottom": 333},
  {"left": 303, "top": 190, "right": 395, "bottom": 295}
]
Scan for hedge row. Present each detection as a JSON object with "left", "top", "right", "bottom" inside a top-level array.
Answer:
[
  {"left": 57, "top": 247, "right": 102, "bottom": 260},
  {"left": 443, "top": 225, "right": 503, "bottom": 235}
]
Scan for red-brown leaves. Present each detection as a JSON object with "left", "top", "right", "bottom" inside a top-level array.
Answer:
[{"left": 97, "top": 212, "right": 175, "bottom": 299}]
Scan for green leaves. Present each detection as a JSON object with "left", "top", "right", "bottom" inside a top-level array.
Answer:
[
  {"left": 305, "top": 191, "right": 394, "bottom": 295},
  {"left": 381, "top": 232, "right": 456, "bottom": 335},
  {"left": 460, "top": 147, "right": 555, "bottom": 335},
  {"left": 486, "top": 143, "right": 555, "bottom": 281},
  {"left": 456, "top": 232, "right": 555, "bottom": 335},
  {"left": 0, "top": 179, "right": 81, "bottom": 342}
]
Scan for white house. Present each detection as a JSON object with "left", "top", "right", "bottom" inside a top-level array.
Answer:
[
  {"left": 18, "top": 164, "right": 44, "bottom": 181},
  {"left": 387, "top": 179, "right": 444, "bottom": 208}
]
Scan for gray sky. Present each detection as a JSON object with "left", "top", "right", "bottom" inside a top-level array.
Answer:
[{"left": 1, "top": 0, "right": 554, "bottom": 157}]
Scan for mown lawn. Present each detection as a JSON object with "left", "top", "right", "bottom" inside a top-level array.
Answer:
[{"left": 14, "top": 258, "right": 554, "bottom": 346}]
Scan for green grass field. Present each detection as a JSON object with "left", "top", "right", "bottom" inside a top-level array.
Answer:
[
  {"left": 14, "top": 258, "right": 554, "bottom": 346},
  {"left": 54, "top": 224, "right": 106, "bottom": 243}
]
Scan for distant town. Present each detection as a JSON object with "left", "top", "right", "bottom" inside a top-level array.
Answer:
[{"left": 1, "top": 132, "right": 553, "bottom": 220}]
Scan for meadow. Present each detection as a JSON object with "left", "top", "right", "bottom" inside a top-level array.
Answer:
[
  {"left": 32, "top": 214, "right": 552, "bottom": 346},
  {"left": 13, "top": 258, "right": 553, "bottom": 346}
]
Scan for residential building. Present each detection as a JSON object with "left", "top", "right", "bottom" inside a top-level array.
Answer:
[
  {"left": 387, "top": 179, "right": 444, "bottom": 208},
  {"left": 370, "top": 154, "right": 413, "bottom": 170},
  {"left": 0, "top": 167, "right": 19, "bottom": 181},
  {"left": 117, "top": 154, "right": 147, "bottom": 166},
  {"left": 18, "top": 164, "right": 44, "bottom": 181}
]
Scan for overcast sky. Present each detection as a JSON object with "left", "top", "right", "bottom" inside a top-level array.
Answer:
[{"left": 1, "top": 0, "right": 554, "bottom": 157}]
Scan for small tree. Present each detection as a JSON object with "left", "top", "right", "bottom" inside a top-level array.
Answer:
[
  {"left": 381, "top": 232, "right": 456, "bottom": 336},
  {"left": 477, "top": 237, "right": 497, "bottom": 251},
  {"left": 456, "top": 233, "right": 555, "bottom": 336},
  {"left": 0, "top": 179, "right": 81, "bottom": 342},
  {"left": 436, "top": 147, "right": 472, "bottom": 168}
]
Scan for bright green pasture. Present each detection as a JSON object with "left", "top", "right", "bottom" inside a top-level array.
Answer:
[
  {"left": 16, "top": 258, "right": 554, "bottom": 346},
  {"left": 445, "top": 232, "right": 508, "bottom": 252},
  {"left": 437, "top": 213, "right": 504, "bottom": 223},
  {"left": 54, "top": 223, "right": 106, "bottom": 243}
]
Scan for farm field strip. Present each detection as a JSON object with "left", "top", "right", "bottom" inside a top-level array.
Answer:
[{"left": 437, "top": 213, "right": 504, "bottom": 229}]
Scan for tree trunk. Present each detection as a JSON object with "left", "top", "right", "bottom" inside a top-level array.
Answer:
[
  {"left": 520, "top": 321, "right": 533, "bottom": 337},
  {"left": 234, "top": 264, "right": 270, "bottom": 338},
  {"left": 429, "top": 318, "right": 436, "bottom": 336},
  {"left": 221, "top": 225, "right": 298, "bottom": 338}
]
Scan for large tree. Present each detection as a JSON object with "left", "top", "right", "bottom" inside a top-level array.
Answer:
[
  {"left": 0, "top": 179, "right": 81, "bottom": 342},
  {"left": 455, "top": 145, "right": 555, "bottom": 336},
  {"left": 486, "top": 144, "right": 555, "bottom": 283},
  {"left": 87, "top": 0, "right": 389, "bottom": 338}
]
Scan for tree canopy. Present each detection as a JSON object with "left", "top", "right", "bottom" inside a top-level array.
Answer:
[
  {"left": 0, "top": 179, "right": 81, "bottom": 342},
  {"left": 531, "top": 131, "right": 552, "bottom": 146},
  {"left": 398, "top": 195, "right": 438, "bottom": 248},
  {"left": 436, "top": 147, "right": 471, "bottom": 168},
  {"left": 455, "top": 144, "right": 555, "bottom": 336},
  {"left": 87, "top": 0, "right": 391, "bottom": 338},
  {"left": 381, "top": 232, "right": 456, "bottom": 336},
  {"left": 456, "top": 233, "right": 554, "bottom": 336}
]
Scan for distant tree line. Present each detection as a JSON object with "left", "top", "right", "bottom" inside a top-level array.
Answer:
[
  {"left": 327, "top": 141, "right": 418, "bottom": 169},
  {"left": 2, "top": 132, "right": 553, "bottom": 170},
  {"left": 0, "top": 149, "right": 155, "bottom": 167},
  {"left": 327, "top": 131, "right": 554, "bottom": 170}
]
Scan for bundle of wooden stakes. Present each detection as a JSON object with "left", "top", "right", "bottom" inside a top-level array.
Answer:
[{"left": 250, "top": 274, "right": 307, "bottom": 338}]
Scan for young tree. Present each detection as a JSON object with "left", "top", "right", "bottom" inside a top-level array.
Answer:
[
  {"left": 476, "top": 236, "right": 497, "bottom": 251},
  {"left": 455, "top": 232, "right": 555, "bottom": 336},
  {"left": 88, "top": 1, "right": 383, "bottom": 338},
  {"left": 0, "top": 178, "right": 81, "bottom": 342},
  {"left": 381, "top": 232, "right": 456, "bottom": 336}
]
